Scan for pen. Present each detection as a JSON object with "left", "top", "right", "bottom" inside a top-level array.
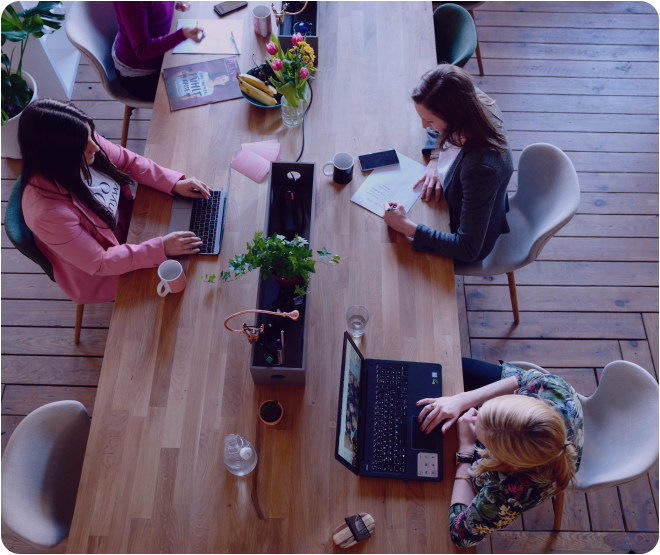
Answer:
[
  {"left": 196, "top": 19, "right": 203, "bottom": 41},
  {"left": 386, "top": 203, "right": 397, "bottom": 212},
  {"left": 276, "top": 339, "right": 283, "bottom": 365},
  {"left": 230, "top": 31, "right": 240, "bottom": 54},
  {"left": 280, "top": 330, "right": 285, "bottom": 363}
]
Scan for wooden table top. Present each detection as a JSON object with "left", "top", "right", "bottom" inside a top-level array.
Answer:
[{"left": 67, "top": 2, "right": 464, "bottom": 552}]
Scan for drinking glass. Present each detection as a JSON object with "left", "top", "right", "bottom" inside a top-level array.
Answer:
[{"left": 346, "top": 305, "right": 369, "bottom": 338}]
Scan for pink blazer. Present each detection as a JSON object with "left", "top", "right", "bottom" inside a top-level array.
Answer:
[{"left": 22, "top": 134, "right": 184, "bottom": 304}]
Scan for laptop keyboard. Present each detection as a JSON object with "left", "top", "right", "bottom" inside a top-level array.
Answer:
[
  {"left": 372, "top": 364, "right": 409, "bottom": 474},
  {"left": 190, "top": 191, "right": 223, "bottom": 255}
]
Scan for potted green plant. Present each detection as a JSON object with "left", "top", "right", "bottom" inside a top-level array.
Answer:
[
  {"left": 1, "top": 2, "right": 64, "bottom": 158},
  {"left": 258, "top": 400, "right": 283, "bottom": 426},
  {"left": 199, "top": 232, "right": 341, "bottom": 298}
]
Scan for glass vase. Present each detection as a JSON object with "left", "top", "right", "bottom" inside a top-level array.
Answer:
[{"left": 281, "top": 96, "right": 305, "bottom": 128}]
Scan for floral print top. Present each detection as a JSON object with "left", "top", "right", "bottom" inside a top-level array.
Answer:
[{"left": 449, "top": 362, "right": 584, "bottom": 547}]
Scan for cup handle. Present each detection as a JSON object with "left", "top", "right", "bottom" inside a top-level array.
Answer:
[
  {"left": 323, "top": 162, "right": 334, "bottom": 176},
  {"left": 157, "top": 280, "right": 171, "bottom": 297}
]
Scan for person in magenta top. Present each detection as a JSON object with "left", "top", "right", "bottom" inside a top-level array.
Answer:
[
  {"left": 112, "top": 1, "right": 205, "bottom": 102},
  {"left": 18, "top": 99, "right": 211, "bottom": 305}
]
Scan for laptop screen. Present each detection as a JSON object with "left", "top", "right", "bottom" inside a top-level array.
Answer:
[{"left": 337, "top": 336, "right": 362, "bottom": 469}]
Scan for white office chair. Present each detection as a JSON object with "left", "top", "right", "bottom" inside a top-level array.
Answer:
[
  {"left": 65, "top": 1, "right": 153, "bottom": 147},
  {"left": 455, "top": 144, "right": 580, "bottom": 324},
  {"left": 510, "top": 360, "right": 659, "bottom": 530},
  {"left": 1, "top": 401, "right": 91, "bottom": 548}
]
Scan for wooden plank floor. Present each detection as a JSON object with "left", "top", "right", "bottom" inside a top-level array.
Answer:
[{"left": 2, "top": 3, "right": 658, "bottom": 552}]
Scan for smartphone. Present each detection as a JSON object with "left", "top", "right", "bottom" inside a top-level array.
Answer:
[
  {"left": 358, "top": 149, "right": 400, "bottom": 172},
  {"left": 214, "top": 1, "right": 248, "bottom": 17}
]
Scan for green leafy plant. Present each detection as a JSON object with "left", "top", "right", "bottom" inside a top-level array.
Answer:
[
  {"left": 1, "top": 1, "right": 64, "bottom": 125},
  {"left": 199, "top": 232, "right": 341, "bottom": 298},
  {"left": 260, "top": 400, "right": 282, "bottom": 423},
  {"left": 266, "top": 32, "right": 318, "bottom": 108}
]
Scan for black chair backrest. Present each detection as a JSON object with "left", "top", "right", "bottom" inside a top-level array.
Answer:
[{"left": 5, "top": 178, "right": 56, "bottom": 282}]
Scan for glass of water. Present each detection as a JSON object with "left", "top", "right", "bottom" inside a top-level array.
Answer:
[{"left": 346, "top": 305, "right": 369, "bottom": 338}]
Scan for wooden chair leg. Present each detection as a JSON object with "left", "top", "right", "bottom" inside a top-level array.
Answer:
[
  {"left": 469, "top": 10, "right": 484, "bottom": 76},
  {"left": 553, "top": 491, "right": 564, "bottom": 531},
  {"left": 74, "top": 304, "right": 84, "bottom": 345},
  {"left": 507, "top": 271, "right": 520, "bottom": 325},
  {"left": 121, "top": 105, "right": 133, "bottom": 148}
]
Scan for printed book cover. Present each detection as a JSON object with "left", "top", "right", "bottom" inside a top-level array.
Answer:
[{"left": 163, "top": 56, "right": 241, "bottom": 111}]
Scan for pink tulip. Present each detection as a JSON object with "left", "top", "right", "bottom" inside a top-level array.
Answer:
[
  {"left": 291, "top": 32, "right": 303, "bottom": 47},
  {"left": 266, "top": 41, "right": 278, "bottom": 55},
  {"left": 299, "top": 67, "right": 309, "bottom": 79},
  {"left": 271, "top": 57, "right": 283, "bottom": 71}
]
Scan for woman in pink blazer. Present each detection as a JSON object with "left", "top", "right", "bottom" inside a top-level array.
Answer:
[{"left": 19, "top": 99, "right": 209, "bottom": 305}]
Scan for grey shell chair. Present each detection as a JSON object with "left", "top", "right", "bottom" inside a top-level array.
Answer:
[
  {"left": 455, "top": 143, "right": 580, "bottom": 324},
  {"left": 509, "top": 360, "right": 659, "bottom": 531},
  {"left": 65, "top": 1, "right": 153, "bottom": 147},
  {"left": 1, "top": 401, "right": 91, "bottom": 549},
  {"left": 435, "top": 1, "right": 485, "bottom": 74}
]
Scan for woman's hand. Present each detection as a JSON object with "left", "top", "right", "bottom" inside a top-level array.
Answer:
[
  {"left": 413, "top": 158, "right": 442, "bottom": 202},
  {"left": 173, "top": 177, "right": 211, "bottom": 199},
  {"left": 174, "top": 1, "right": 190, "bottom": 11},
  {"left": 163, "top": 231, "right": 202, "bottom": 256},
  {"left": 382, "top": 201, "right": 417, "bottom": 238},
  {"left": 182, "top": 26, "right": 205, "bottom": 43},
  {"left": 417, "top": 393, "right": 468, "bottom": 434},
  {"left": 457, "top": 407, "right": 479, "bottom": 453}
]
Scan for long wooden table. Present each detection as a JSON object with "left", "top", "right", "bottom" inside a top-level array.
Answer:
[{"left": 67, "top": 2, "right": 465, "bottom": 552}]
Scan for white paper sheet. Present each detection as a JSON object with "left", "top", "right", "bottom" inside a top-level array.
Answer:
[
  {"left": 350, "top": 152, "right": 427, "bottom": 217},
  {"left": 173, "top": 19, "right": 243, "bottom": 54}
]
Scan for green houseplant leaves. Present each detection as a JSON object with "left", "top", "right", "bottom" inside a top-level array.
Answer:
[
  {"left": 199, "top": 232, "right": 341, "bottom": 298},
  {"left": 1, "top": 1, "right": 64, "bottom": 125}
]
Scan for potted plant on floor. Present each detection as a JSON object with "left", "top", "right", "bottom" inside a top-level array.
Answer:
[
  {"left": 258, "top": 400, "right": 283, "bottom": 426},
  {"left": 2, "top": 2, "right": 64, "bottom": 158},
  {"left": 200, "top": 232, "right": 341, "bottom": 298}
]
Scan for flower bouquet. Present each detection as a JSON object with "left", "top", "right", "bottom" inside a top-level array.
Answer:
[{"left": 265, "top": 32, "right": 318, "bottom": 127}]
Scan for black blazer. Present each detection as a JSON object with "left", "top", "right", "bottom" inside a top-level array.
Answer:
[{"left": 412, "top": 112, "right": 513, "bottom": 263}]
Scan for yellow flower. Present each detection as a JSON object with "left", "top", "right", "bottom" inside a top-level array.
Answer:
[
  {"left": 302, "top": 55, "right": 310, "bottom": 62},
  {"left": 289, "top": 47, "right": 296, "bottom": 53},
  {"left": 306, "top": 62, "right": 313, "bottom": 68},
  {"left": 474, "top": 524, "right": 494, "bottom": 534}
]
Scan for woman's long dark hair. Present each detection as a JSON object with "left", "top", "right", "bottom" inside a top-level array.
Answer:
[
  {"left": 411, "top": 64, "right": 508, "bottom": 153},
  {"left": 18, "top": 99, "right": 134, "bottom": 230}
]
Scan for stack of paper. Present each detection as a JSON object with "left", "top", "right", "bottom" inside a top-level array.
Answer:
[{"left": 232, "top": 140, "right": 281, "bottom": 183}]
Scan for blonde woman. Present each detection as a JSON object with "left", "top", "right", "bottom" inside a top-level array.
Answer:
[{"left": 417, "top": 360, "right": 584, "bottom": 547}]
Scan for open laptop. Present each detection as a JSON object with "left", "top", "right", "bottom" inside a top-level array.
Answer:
[
  {"left": 168, "top": 190, "right": 228, "bottom": 256},
  {"left": 334, "top": 332, "right": 443, "bottom": 481}
]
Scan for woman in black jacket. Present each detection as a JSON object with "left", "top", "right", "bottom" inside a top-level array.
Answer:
[{"left": 383, "top": 64, "right": 513, "bottom": 263}]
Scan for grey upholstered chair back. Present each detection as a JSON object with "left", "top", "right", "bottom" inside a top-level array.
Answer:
[
  {"left": 1, "top": 401, "right": 91, "bottom": 548},
  {"left": 576, "top": 360, "right": 659, "bottom": 492},
  {"left": 456, "top": 143, "right": 580, "bottom": 276},
  {"left": 65, "top": 2, "right": 152, "bottom": 109}
]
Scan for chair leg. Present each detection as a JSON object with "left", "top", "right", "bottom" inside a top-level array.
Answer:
[
  {"left": 74, "top": 304, "right": 84, "bottom": 345},
  {"left": 507, "top": 271, "right": 520, "bottom": 325},
  {"left": 469, "top": 10, "right": 484, "bottom": 76},
  {"left": 121, "top": 105, "right": 134, "bottom": 148},
  {"left": 553, "top": 491, "right": 564, "bottom": 531}
]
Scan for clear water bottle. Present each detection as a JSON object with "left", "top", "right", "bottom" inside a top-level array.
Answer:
[{"left": 223, "top": 434, "right": 258, "bottom": 476}]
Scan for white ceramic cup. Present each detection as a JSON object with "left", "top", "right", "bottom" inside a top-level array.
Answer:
[
  {"left": 157, "top": 260, "right": 187, "bottom": 297},
  {"left": 252, "top": 5, "right": 272, "bottom": 38}
]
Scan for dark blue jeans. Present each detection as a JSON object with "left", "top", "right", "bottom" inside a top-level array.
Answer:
[{"left": 462, "top": 357, "right": 502, "bottom": 391}]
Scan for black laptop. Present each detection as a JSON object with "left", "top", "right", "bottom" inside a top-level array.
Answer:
[
  {"left": 334, "top": 332, "right": 443, "bottom": 481},
  {"left": 168, "top": 190, "right": 228, "bottom": 255}
]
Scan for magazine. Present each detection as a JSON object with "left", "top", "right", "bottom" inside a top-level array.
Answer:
[{"left": 163, "top": 57, "right": 241, "bottom": 111}]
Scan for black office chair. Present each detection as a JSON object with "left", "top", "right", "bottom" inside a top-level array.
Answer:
[{"left": 5, "top": 178, "right": 85, "bottom": 344}]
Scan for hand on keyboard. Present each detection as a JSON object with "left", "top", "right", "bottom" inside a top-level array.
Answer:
[
  {"left": 173, "top": 177, "right": 211, "bottom": 199},
  {"left": 163, "top": 231, "right": 202, "bottom": 256}
]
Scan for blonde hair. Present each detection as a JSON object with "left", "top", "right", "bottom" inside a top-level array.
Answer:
[{"left": 470, "top": 395, "right": 577, "bottom": 492}]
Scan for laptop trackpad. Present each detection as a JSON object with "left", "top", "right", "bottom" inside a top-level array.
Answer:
[
  {"left": 411, "top": 416, "right": 438, "bottom": 451},
  {"left": 168, "top": 209, "right": 192, "bottom": 233}
]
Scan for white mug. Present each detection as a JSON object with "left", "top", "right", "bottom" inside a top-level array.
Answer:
[
  {"left": 157, "top": 260, "right": 187, "bottom": 297},
  {"left": 252, "top": 5, "right": 272, "bottom": 38}
]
